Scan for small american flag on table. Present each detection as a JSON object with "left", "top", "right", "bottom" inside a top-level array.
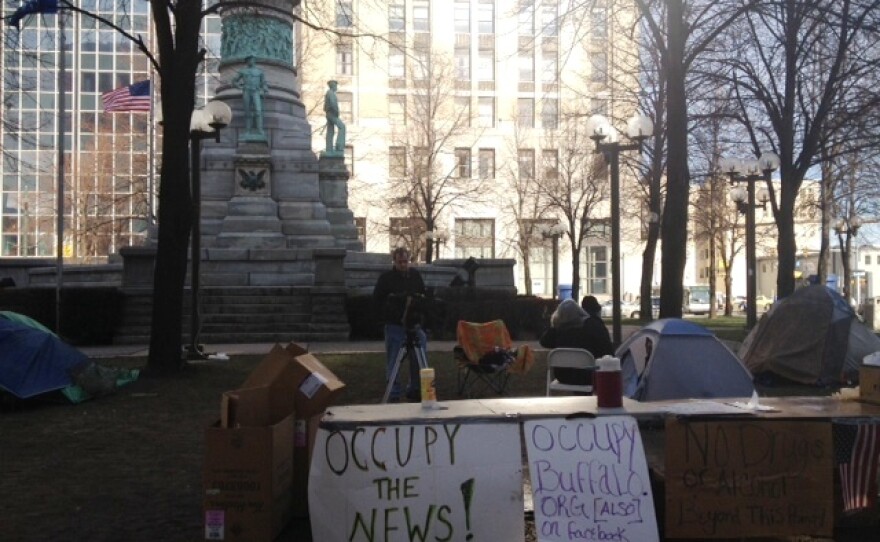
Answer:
[{"left": 833, "top": 421, "right": 880, "bottom": 513}]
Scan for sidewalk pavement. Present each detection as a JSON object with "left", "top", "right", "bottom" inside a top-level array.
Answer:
[
  {"left": 80, "top": 340, "right": 549, "bottom": 359},
  {"left": 78, "top": 325, "right": 648, "bottom": 359}
]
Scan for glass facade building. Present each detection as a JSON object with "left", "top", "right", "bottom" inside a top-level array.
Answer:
[{"left": 0, "top": 2, "right": 221, "bottom": 261}]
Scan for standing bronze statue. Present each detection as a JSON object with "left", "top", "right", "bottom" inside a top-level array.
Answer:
[
  {"left": 233, "top": 56, "right": 269, "bottom": 140},
  {"left": 324, "top": 80, "right": 346, "bottom": 155}
]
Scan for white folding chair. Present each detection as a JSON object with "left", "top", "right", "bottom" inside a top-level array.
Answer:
[{"left": 546, "top": 348, "right": 596, "bottom": 396}]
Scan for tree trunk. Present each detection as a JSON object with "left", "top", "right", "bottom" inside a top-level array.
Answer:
[
  {"left": 640, "top": 223, "right": 659, "bottom": 321},
  {"left": 146, "top": 2, "right": 202, "bottom": 374},
  {"left": 775, "top": 183, "right": 798, "bottom": 299},
  {"left": 659, "top": 0, "right": 687, "bottom": 319}
]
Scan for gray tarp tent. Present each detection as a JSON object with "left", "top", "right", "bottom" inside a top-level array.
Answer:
[
  {"left": 618, "top": 318, "right": 754, "bottom": 401},
  {"left": 738, "top": 285, "right": 880, "bottom": 385}
]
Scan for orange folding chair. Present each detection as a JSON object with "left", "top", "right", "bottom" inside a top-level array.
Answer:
[{"left": 453, "top": 320, "right": 534, "bottom": 398}]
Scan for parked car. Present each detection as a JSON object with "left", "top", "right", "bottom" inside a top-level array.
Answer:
[
  {"left": 600, "top": 299, "right": 640, "bottom": 319},
  {"left": 738, "top": 295, "right": 774, "bottom": 312},
  {"left": 631, "top": 296, "right": 660, "bottom": 319}
]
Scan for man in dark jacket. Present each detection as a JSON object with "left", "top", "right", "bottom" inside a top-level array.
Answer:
[{"left": 373, "top": 247, "right": 427, "bottom": 402}]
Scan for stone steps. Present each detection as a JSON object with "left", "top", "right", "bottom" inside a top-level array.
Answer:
[{"left": 113, "top": 286, "right": 349, "bottom": 345}]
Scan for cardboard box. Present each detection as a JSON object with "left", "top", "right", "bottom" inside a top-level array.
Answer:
[
  {"left": 286, "top": 350, "right": 346, "bottom": 419},
  {"left": 292, "top": 413, "right": 323, "bottom": 518},
  {"left": 860, "top": 365, "right": 880, "bottom": 405},
  {"left": 204, "top": 358, "right": 304, "bottom": 542},
  {"left": 240, "top": 343, "right": 346, "bottom": 519},
  {"left": 203, "top": 408, "right": 294, "bottom": 541}
]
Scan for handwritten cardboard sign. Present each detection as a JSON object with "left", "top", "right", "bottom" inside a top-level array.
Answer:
[
  {"left": 665, "top": 418, "right": 832, "bottom": 538},
  {"left": 524, "top": 416, "right": 659, "bottom": 542},
  {"left": 309, "top": 422, "right": 524, "bottom": 541}
]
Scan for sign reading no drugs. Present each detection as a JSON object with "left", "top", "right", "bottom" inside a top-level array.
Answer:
[
  {"left": 524, "top": 416, "right": 658, "bottom": 542},
  {"left": 309, "top": 422, "right": 524, "bottom": 541}
]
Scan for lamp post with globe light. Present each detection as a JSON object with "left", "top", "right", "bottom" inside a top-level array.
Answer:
[
  {"left": 538, "top": 222, "right": 565, "bottom": 299},
  {"left": 186, "top": 100, "right": 233, "bottom": 360},
  {"left": 586, "top": 113, "right": 654, "bottom": 346},
  {"left": 834, "top": 215, "right": 862, "bottom": 304},
  {"left": 719, "top": 152, "right": 779, "bottom": 330},
  {"left": 424, "top": 229, "right": 449, "bottom": 263}
]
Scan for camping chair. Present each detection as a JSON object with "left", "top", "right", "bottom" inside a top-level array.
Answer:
[
  {"left": 546, "top": 348, "right": 596, "bottom": 396},
  {"left": 454, "top": 320, "right": 534, "bottom": 398}
]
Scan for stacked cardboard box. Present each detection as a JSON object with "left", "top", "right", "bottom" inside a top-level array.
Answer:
[{"left": 203, "top": 343, "right": 345, "bottom": 541}]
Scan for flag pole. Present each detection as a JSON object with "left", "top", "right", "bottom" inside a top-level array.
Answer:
[
  {"left": 148, "top": 73, "right": 156, "bottom": 224},
  {"left": 55, "top": 10, "right": 65, "bottom": 335}
]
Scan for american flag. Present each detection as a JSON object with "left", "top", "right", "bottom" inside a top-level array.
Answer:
[
  {"left": 834, "top": 421, "right": 880, "bottom": 513},
  {"left": 102, "top": 80, "right": 151, "bottom": 112}
]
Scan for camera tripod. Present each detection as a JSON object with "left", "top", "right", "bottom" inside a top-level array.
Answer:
[{"left": 382, "top": 329, "right": 430, "bottom": 403}]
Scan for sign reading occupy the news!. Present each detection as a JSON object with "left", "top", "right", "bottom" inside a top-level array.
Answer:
[{"left": 309, "top": 422, "right": 524, "bottom": 541}]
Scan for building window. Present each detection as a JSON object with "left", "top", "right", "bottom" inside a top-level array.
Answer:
[
  {"left": 455, "top": 218, "right": 495, "bottom": 258},
  {"left": 345, "top": 146, "right": 355, "bottom": 176},
  {"left": 338, "top": 91, "right": 353, "bottom": 121},
  {"left": 591, "top": 5, "right": 607, "bottom": 39},
  {"left": 477, "top": 1, "right": 494, "bottom": 34},
  {"left": 455, "top": 1, "right": 470, "bottom": 33},
  {"left": 542, "top": 149, "right": 558, "bottom": 179},
  {"left": 336, "top": 1, "right": 353, "bottom": 28},
  {"left": 477, "top": 97, "right": 494, "bottom": 127},
  {"left": 590, "top": 96, "right": 609, "bottom": 115},
  {"left": 519, "top": 51, "right": 534, "bottom": 82},
  {"left": 456, "top": 96, "right": 471, "bottom": 127},
  {"left": 518, "top": 149, "right": 535, "bottom": 180},
  {"left": 866, "top": 254, "right": 872, "bottom": 266},
  {"left": 413, "top": 147, "right": 430, "bottom": 179},
  {"left": 541, "top": 3, "right": 558, "bottom": 37},
  {"left": 541, "top": 99, "right": 558, "bottom": 129},
  {"left": 389, "top": 95, "right": 406, "bottom": 125},
  {"left": 354, "top": 216, "right": 366, "bottom": 247},
  {"left": 412, "top": 48, "right": 430, "bottom": 81},
  {"left": 455, "top": 48, "right": 471, "bottom": 80},
  {"left": 455, "top": 148, "right": 472, "bottom": 178},
  {"left": 389, "top": 146, "right": 406, "bottom": 178},
  {"left": 519, "top": 1, "right": 534, "bottom": 35},
  {"left": 478, "top": 148, "right": 495, "bottom": 180},
  {"left": 477, "top": 49, "right": 494, "bottom": 81},
  {"left": 590, "top": 51, "right": 607, "bottom": 83},
  {"left": 390, "top": 216, "right": 427, "bottom": 255},
  {"left": 389, "top": 4, "right": 405, "bottom": 31},
  {"left": 336, "top": 43, "right": 353, "bottom": 75},
  {"left": 541, "top": 55, "right": 557, "bottom": 83},
  {"left": 518, "top": 98, "right": 534, "bottom": 128},
  {"left": 389, "top": 48, "right": 405, "bottom": 78},
  {"left": 413, "top": 0, "right": 430, "bottom": 33},
  {"left": 580, "top": 244, "right": 609, "bottom": 295}
]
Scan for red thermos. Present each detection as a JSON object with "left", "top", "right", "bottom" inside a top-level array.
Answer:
[{"left": 595, "top": 356, "right": 622, "bottom": 408}]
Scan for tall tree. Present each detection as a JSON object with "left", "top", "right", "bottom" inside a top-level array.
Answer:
[
  {"left": 633, "top": 0, "right": 757, "bottom": 317},
  {"left": 375, "top": 52, "right": 486, "bottom": 262},
  {"left": 532, "top": 111, "right": 609, "bottom": 301},
  {"left": 721, "top": 0, "right": 880, "bottom": 299}
]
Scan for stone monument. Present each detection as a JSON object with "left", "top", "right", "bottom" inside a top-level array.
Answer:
[{"left": 183, "top": 0, "right": 362, "bottom": 341}]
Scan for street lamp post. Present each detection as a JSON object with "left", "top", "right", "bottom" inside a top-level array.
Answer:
[
  {"left": 586, "top": 113, "right": 654, "bottom": 347},
  {"left": 834, "top": 215, "right": 862, "bottom": 303},
  {"left": 720, "top": 152, "right": 779, "bottom": 330},
  {"left": 186, "top": 100, "right": 232, "bottom": 360},
  {"left": 540, "top": 222, "right": 565, "bottom": 299},
  {"left": 424, "top": 229, "right": 449, "bottom": 263}
]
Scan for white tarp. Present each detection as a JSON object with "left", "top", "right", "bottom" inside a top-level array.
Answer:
[
  {"left": 524, "top": 416, "right": 659, "bottom": 542},
  {"left": 309, "top": 422, "right": 525, "bottom": 541}
]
